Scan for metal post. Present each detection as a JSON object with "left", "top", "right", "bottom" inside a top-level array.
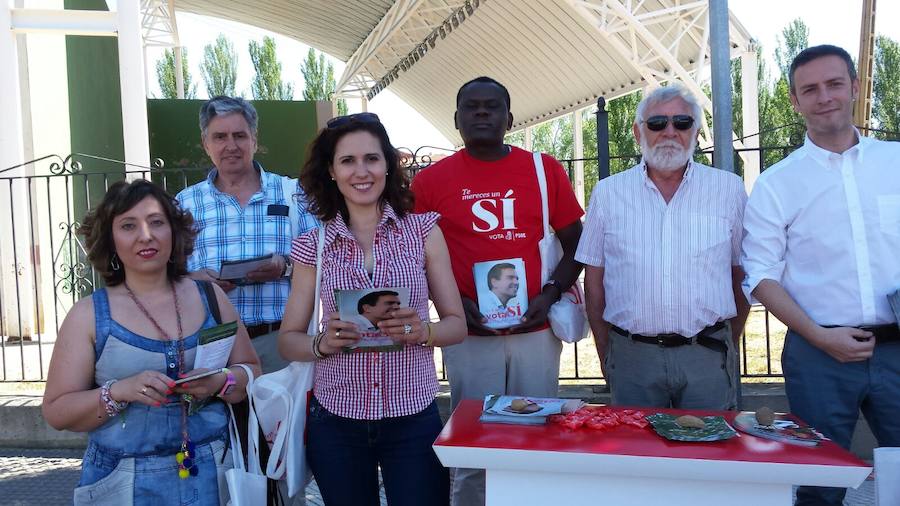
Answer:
[
  {"left": 572, "top": 109, "right": 585, "bottom": 206},
  {"left": 116, "top": 0, "right": 151, "bottom": 174},
  {"left": 174, "top": 46, "right": 184, "bottom": 99},
  {"left": 708, "top": 0, "right": 734, "bottom": 173},
  {"left": 595, "top": 97, "right": 610, "bottom": 180},
  {"left": 741, "top": 47, "right": 761, "bottom": 192}
]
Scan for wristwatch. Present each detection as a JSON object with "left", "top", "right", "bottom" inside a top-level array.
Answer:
[
  {"left": 216, "top": 368, "right": 236, "bottom": 398},
  {"left": 543, "top": 279, "right": 563, "bottom": 300},
  {"left": 282, "top": 255, "right": 293, "bottom": 277}
]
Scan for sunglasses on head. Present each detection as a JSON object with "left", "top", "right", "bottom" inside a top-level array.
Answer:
[
  {"left": 325, "top": 112, "right": 381, "bottom": 129},
  {"left": 643, "top": 114, "right": 695, "bottom": 131}
]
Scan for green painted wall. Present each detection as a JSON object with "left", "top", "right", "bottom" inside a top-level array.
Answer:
[
  {"left": 147, "top": 99, "right": 321, "bottom": 193},
  {"left": 65, "top": 0, "right": 125, "bottom": 212}
]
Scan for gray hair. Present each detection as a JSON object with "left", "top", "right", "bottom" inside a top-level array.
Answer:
[
  {"left": 199, "top": 95, "right": 259, "bottom": 138},
  {"left": 634, "top": 84, "right": 703, "bottom": 133}
]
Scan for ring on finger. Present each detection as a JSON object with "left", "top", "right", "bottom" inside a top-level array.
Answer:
[
  {"left": 336, "top": 329, "right": 341, "bottom": 339},
  {"left": 140, "top": 386, "right": 148, "bottom": 395},
  {"left": 403, "top": 323, "right": 413, "bottom": 335}
]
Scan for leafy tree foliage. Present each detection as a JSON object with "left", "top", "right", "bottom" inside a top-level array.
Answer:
[
  {"left": 249, "top": 36, "right": 294, "bottom": 100},
  {"left": 155, "top": 48, "right": 197, "bottom": 99},
  {"left": 300, "top": 48, "right": 347, "bottom": 115},
  {"left": 200, "top": 34, "right": 238, "bottom": 97}
]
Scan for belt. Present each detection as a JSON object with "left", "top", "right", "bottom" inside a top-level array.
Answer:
[
  {"left": 611, "top": 321, "right": 728, "bottom": 353},
  {"left": 824, "top": 324, "right": 900, "bottom": 343},
  {"left": 246, "top": 321, "right": 281, "bottom": 339}
]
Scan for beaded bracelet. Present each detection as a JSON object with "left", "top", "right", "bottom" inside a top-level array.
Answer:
[
  {"left": 312, "top": 331, "right": 327, "bottom": 360},
  {"left": 100, "top": 379, "right": 128, "bottom": 417}
]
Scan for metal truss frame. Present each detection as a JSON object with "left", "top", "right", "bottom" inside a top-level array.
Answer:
[
  {"left": 568, "top": 0, "right": 753, "bottom": 151},
  {"left": 335, "top": 0, "right": 481, "bottom": 100},
  {"left": 140, "top": 0, "right": 180, "bottom": 48}
]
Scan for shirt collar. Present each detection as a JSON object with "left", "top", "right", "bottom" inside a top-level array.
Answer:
[
  {"left": 329, "top": 203, "right": 400, "bottom": 241},
  {"left": 206, "top": 160, "right": 271, "bottom": 199},
  {"left": 640, "top": 159, "right": 696, "bottom": 189},
  {"left": 801, "top": 128, "right": 867, "bottom": 167}
]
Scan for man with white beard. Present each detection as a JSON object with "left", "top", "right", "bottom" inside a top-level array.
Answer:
[{"left": 575, "top": 84, "right": 749, "bottom": 409}]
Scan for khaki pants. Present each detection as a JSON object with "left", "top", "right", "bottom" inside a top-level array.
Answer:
[{"left": 442, "top": 327, "right": 562, "bottom": 506}]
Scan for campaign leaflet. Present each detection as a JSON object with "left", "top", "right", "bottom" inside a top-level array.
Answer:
[
  {"left": 473, "top": 258, "right": 528, "bottom": 329},
  {"left": 335, "top": 287, "right": 410, "bottom": 353}
]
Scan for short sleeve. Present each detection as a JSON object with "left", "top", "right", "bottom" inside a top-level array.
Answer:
[
  {"left": 544, "top": 154, "right": 585, "bottom": 230},
  {"left": 730, "top": 177, "right": 748, "bottom": 266},
  {"left": 415, "top": 211, "right": 441, "bottom": 238},
  {"left": 575, "top": 184, "right": 606, "bottom": 267},
  {"left": 291, "top": 227, "right": 320, "bottom": 267}
]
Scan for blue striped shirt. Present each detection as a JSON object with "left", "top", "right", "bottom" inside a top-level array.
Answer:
[{"left": 176, "top": 163, "right": 318, "bottom": 325}]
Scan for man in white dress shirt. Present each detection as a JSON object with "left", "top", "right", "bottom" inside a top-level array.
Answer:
[
  {"left": 577, "top": 84, "right": 749, "bottom": 410},
  {"left": 742, "top": 45, "right": 900, "bottom": 506}
]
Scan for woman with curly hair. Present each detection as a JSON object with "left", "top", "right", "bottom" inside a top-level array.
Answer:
[
  {"left": 278, "top": 113, "right": 465, "bottom": 505},
  {"left": 43, "top": 179, "right": 260, "bottom": 505}
]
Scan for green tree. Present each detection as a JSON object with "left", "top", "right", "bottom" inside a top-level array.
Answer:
[
  {"left": 774, "top": 19, "right": 810, "bottom": 78},
  {"left": 761, "top": 20, "right": 809, "bottom": 159},
  {"left": 155, "top": 48, "right": 197, "bottom": 99},
  {"left": 249, "top": 36, "right": 294, "bottom": 100},
  {"left": 200, "top": 34, "right": 238, "bottom": 97},
  {"left": 300, "top": 48, "right": 347, "bottom": 115},
  {"left": 873, "top": 35, "right": 900, "bottom": 138}
]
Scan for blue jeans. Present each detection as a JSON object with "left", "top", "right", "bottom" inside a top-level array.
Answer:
[
  {"left": 306, "top": 396, "right": 449, "bottom": 506},
  {"left": 784, "top": 330, "right": 900, "bottom": 506}
]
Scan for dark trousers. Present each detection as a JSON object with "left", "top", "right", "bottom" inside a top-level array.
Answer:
[
  {"left": 784, "top": 330, "right": 900, "bottom": 505},
  {"left": 306, "top": 396, "right": 449, "bottom": 506}
]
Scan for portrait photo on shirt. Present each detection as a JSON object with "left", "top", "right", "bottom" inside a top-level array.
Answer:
[
  {"left": 336, "top": 287, "right": 410, "bottom": 352},
  {"left": 473, "top": 258, "right": 528, "bottom": 329}
]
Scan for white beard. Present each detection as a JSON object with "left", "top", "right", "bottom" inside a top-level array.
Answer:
[{"left": 640, "top": 137, "right": 696, "bottom": 172}]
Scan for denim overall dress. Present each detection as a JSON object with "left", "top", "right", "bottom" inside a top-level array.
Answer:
[{"left": 74, "top": 281, "right": 232, "bottom": 505}]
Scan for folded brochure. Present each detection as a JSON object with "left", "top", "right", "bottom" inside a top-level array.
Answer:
[
  {"left": 480, "top": 395, "right": 584, "bottom": 425},
  {"left": 733, "top": 411, "right": 825, "bottom": 446}
]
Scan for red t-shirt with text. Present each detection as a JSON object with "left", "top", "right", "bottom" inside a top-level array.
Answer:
[{"left": 412, "top": 146, "right": 584, "bottom": 306}]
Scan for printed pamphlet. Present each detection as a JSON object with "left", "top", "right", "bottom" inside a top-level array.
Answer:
[
  {"left": 473, "top": 258, "right": 528, "bottom": 329},
  {"left": 336, "top": 287, "right": 410, "bottom": 353}
]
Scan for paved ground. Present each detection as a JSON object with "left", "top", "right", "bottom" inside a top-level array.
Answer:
[{"left": 0, "top": 448, "right": 877, "bottom": 505}]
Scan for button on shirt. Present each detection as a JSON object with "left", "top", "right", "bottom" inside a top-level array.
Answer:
[
  {"left": 176, "top": 164, "right": 318, "bottom": 326},
  {"left": 292, "top": 205, "right": 441, "bottom": 420},
  {"left": 742, "top": 133, "right": 900, "bottom": 326},
  {"left": 576, "top": 161, "right": 746, "bottom": 336}
]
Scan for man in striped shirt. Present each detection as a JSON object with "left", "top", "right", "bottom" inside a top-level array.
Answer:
[
  {"left": 176, "top": 96, "right": 318, "bottom": 375},
  {"left": 576, "top": 84, "right": 749, "bottom": 410}
]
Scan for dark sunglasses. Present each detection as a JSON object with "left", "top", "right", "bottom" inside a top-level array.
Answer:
[
  {"left": 643, "top": 114, "right": 695, "bottom": 131},
  {"left": 326, "top": 112, "right": 381, "bottom": 129}
]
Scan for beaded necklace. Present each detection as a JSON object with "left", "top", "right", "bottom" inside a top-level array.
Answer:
[{"left": 124, "top": 281, "right": 197, "bottom": 479}]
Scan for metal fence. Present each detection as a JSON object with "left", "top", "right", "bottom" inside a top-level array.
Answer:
[{"left": 0, "top": 148, "right": 798, "bottom": 383}]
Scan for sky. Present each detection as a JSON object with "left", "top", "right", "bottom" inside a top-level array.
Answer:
[{"left": 143, "top": 1, "right": 900, "bottom": 150}]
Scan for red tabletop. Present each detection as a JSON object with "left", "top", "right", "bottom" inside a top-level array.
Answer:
[{"left": 435, "top": 400, "right": 869, "bottom": 468}]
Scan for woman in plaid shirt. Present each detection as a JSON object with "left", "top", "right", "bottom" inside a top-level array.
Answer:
[{"left": 278, "top": 113, "right": 466, "bottom": 505}]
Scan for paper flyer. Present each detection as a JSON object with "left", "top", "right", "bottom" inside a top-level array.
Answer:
[
  {"left": 336, "top": 287, "right": 410, "bottom": 352},
  {"left": 473, "top": 258, "right": 528, "bottom": 329},
  {"left": 193, "top": 321, "right": 237, "bottom": 370}
]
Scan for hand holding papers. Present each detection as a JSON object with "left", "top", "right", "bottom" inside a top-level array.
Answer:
[
  {"left": 218, "top": 254, "right": 274, "bottom": 285},
  {"left": 336, "top": 288, "right": 410, "bottom": 353}
]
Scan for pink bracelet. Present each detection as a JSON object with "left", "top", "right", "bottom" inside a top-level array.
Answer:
[{"left": 100, "top": 379, "right": 128, "bottom": 417}]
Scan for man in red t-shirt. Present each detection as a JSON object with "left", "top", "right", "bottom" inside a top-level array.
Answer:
[{"left": 412, "top": 76, "right": 584, "bottom": 506}]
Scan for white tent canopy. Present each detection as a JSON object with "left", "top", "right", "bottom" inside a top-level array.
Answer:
[{"left": 172, "top": 0, "right": 755, "bottom": 146}]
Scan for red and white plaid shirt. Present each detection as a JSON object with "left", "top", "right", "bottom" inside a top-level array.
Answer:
[{"left": 292, "top": 205, "right": 441, "bottom": 420}]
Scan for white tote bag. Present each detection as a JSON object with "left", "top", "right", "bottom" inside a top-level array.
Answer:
[
  {"left": 533, "top": 152, "right": 590, "bottom": 343},
  {"left": 226, "top": 364, "right": 267, "bottom": 506},
  {"left": 250, "top": 226, "right": 323, "bottom": 498}
]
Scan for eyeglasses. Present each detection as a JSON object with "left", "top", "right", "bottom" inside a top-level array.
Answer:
[
  {"left": 326, "top": 112, "right": 381, "bottom": 129},
  {"left": 642, "top": 115, "right": 695, "bottom": 132}
]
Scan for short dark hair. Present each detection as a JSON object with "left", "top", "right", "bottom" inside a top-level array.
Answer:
[
  {"left": 487, "top": 262, "right": 515, "bottom": 290},
  {"left": 79, "top": 180, "right": 196, "bottom": 286},
  {"left": 199, "top": 95, "right": 259, "bottom": 138},
  {"left": 300, "top": 119, "right": 413, "bottom": 223},
  {"left": 357, "top": 290, "right": 399, "bottom": 314},
  {"left": 456, "top": 76, "right": 511, "bottom": 110},
  {"left": 789, "top": 45, "right": 857, "bottom": 93}
]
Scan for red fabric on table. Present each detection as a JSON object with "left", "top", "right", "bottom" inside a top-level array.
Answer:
[{"left": 434, "top": 400, "right": 869, "bottom": 468}]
